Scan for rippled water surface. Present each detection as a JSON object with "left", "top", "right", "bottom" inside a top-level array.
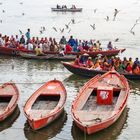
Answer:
[{"left": 0, "top": 0, "right": 140, "bottom": 139}]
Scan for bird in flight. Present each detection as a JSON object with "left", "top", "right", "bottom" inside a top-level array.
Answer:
[
  {"left": 90, "top": 24, "right": 96, "bottom": 30},
  {"left": 19, "top": 30, "right": 23, "bottom": 35},
  {"left": 105, "top": 16, "right": 109, "bottom": 21},
  {"left": 114, "top": 38, "right": 119, "bottom": 42},
  {"left": 71, "top": 19, "right": 75, "bottom": 24},
  {"left": 52, "top": 27, "right": 57, "bottom": 32},
  {"left": 93, "top": 9, "right": 97, "bottom": 13},
  {"left": 60, "top": 28, "right": 64, "bottom": 33}
]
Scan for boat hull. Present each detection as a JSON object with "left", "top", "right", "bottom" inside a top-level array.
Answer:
[
  {"left": 62, "top": 62, "right": 140, "bottom": 80},
  {"left": 0, "top": 83, "right": 19, "bottom": 121},
  {"left": 20, "top": 52, "right": 76, "bottom": 60},
  {"left": 27, "top": 109, "right": 63, "bottom": 130},
  {"left": 0, "top": 46, "right": 125, "bottom": 58},
  {"left": 51, "top": 8, "right": 82, "bottom": 12},
  {"left": 24, "top": 80, "right": 67, "bottom": 130},
  {"left": 74, "top": 105, "right": 127, "bottom": 134}
]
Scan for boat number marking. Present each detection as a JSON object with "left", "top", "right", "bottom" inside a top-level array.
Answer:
[{"left": 100, "top": 91, "right": 109, "bottom": 100}]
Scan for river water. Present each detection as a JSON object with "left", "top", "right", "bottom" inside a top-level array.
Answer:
[{"left": 0, "top": 0, "right": 140, "bottom": 139}]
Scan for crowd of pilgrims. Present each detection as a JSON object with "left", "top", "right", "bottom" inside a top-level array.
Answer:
[
  {"left": 74, "top": 55, "right": 140, "bottom": 75},
  {"left": 0, "top": 29, "right": 115, "bottom": 55}
]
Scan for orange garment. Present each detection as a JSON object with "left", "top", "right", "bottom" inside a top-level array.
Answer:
[{"left": 95, "top": 62, "right": 100, "bottom": 68}]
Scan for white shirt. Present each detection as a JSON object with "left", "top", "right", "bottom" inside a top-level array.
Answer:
[{"left": 28, "top": 43, "right": 33, "bottom": 50}]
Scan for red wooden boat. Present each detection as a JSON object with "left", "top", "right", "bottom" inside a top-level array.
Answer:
[
  {"left": 62, "top": 62, "right": 140, "bottom": 80},
  {"left": 71, "top": 71, "right": 129, "bottom": 134},
  {"left": 0, "top": 46, "right": 32, "bottom": 56},
  {"left": 66, "top": 48, "right": 125, "bottom": 57},
  {"left": 0, "top": 46, "right": 125, "bottom": 57},
  {"left": 0, "top": 82, "right": 19, "bottom": 121},
  {"left": 24, "top": 79, "right": 67, "bottom": 130}
]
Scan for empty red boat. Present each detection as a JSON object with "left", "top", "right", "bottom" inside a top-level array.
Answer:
[
  {"left": 24, "top": 79, "right": 67, "bottom": 130},
  {"left": 71, "top": 71, "right": 129, "bottom": 134},
  {"left": 0, "top": 82, "right": 19, "bottom": 121}
]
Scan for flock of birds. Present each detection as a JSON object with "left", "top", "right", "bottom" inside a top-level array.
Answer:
[{"left": 0, "top": 1, "right": 140, "bottom": 38}]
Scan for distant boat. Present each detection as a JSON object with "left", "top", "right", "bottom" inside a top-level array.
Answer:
[
  {"left": 0, "top": 46, "right": 125, "bottom": 58},
  {"left": 0, "top": 82, "right": 19, "bottom": 121},
  {"left": 51, "top": 8, "right": 82, "bottom": 12},
  {"left": 62, "top": 61, "right": 140, "bottom": 80},
  {"left": 71, "top": 71, "right": 130, "bottom": 134},
  {"left": 20, "top": 52, "right": 76, "bottom": 60},
  {"left": 24, "top": 79, "right": 67, "bottom": 130}
]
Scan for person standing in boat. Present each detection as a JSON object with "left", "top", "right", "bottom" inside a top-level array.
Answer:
[
  {"left": 25, "top": 28, "right": 31, "bottom": 44},
  {"left": 59, "top": 36, "right": 66, "bottom": 50},
  {"left": 107, "top": 41, "right": 113, "bottom": 50},
  {"left": 68, "top": 36, "right": 76, "bottom": 48},
  {"left": 134, "top": 58, "right": 140, "bottom": 67}
]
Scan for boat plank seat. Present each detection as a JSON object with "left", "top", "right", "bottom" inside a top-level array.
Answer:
[
  {"left": 74, "top": 110, "right": 113, "bottom": 124},
  {"left": 29, "top": 110, "right": 51, "bottom": 119},
  {"left": 114, "top": 90, "right": 126, "bottom": 110},
  {"left": 41, "top": 92, "right": 61, "bottom": 95}
]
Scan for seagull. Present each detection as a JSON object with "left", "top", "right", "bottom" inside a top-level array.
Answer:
[
  {"left": 65, "top": 24, "right": 69, "bottom": 29},
  {"left": 0, "top": 20, "right": 2, "bottom": 23},
  {"left": 19, "top": 30, "right": 23, "bottom": 35},
  {"left": 40, "top": 30, "right": 43, "bottom": 34},
  {"left": 41, "top": 26, "right": 46, "bottom": 31},
  {"left": 42, "top": 26, "right": 46, "bottom": 31},
  {"left": 68, "top": 29, "right": 71, "bottom": 33},
  {"left": 22, "top": 13, "right": 25, "bottom": 16},
  {"left": 105, "top": 16, "right": 109, "bottom": 21},
  {"left": 71, "top": 19, "right": 75, "bottom": 24},
  {"left": 2, "top": 10, "right": 5, "bottom": 13},
  {"left": 90, "top": 24, "right": 96, "bottom": 30},
  {"left": 114, "top": 38, "right": 119, "bottom": 42},
  {"left": 19, "top": 2, "right": 23, "bottom": 5},
  {"left": 52, "top": 27, "right": 57, "bottom": 32},
  {"left": 130, "top": 30, "right": 135, "bottom": 35},
  {"left": 0, "top": 2, "right": 3, "bottom": 5},
  {"left": 113, "top": 9, "right": 120, "bottom": 21},
  {"left": 93, "top": 9, "right": 97, "bottom": 13},
  {"left": 60, "top": 28, "right": 64, "bottom": 33}
]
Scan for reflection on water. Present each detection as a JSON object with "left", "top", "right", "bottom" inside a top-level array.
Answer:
[
  {"left": 24, "top": 111, "right": 67, "bottom": 140},
  {"left": 71, "top": 108, "right": 129, "bottom": 140},
  {"left": 0, "top": 106, "right": 20, "bottom": 132}
]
